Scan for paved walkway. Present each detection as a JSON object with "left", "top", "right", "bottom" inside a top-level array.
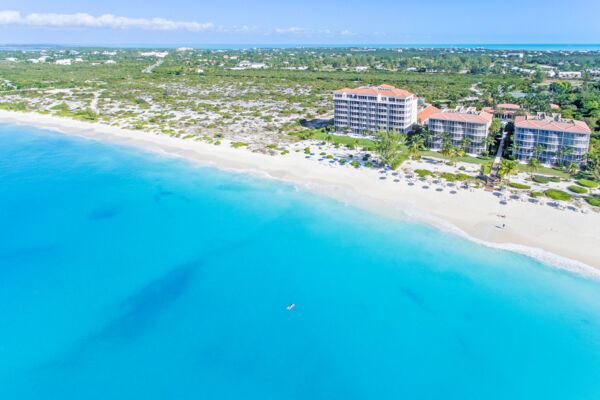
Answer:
[{"left": 485, "top": 130, "right": 508, "bottom": 191}]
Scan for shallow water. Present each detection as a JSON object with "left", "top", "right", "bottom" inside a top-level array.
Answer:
[{"left": 1, "top": 124, "right": 600, "bottom": 399}]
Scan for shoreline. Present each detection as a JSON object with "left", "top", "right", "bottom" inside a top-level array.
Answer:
[{"left": 1, "top": 110, "right": 599, "bottom": 276}]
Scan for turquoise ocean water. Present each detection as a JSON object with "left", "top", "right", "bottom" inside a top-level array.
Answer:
[{"left": 1, "top": 123, "right": 600, "bottom": 399}]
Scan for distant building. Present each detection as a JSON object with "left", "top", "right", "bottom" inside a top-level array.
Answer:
[
  {"left": 55, "top": 59, "right": 72, "bottom": 65},
  {"left": 558, "top": 71, "right": 582, "bottom": 79},
  {"left": 513, "top": 113, "right": 591, "bottom": 165},
  {"left": 140, "top": 51, "right": 169, "bottom": 58},
  {"left": 333, "top": 84, "right": 418, "bottom": 134},
  {"left": 427, "top": 107, "right": 493, "bottom": 155},
  {"left": 237, "top": 61, "right": 268, "bottom": 69}
]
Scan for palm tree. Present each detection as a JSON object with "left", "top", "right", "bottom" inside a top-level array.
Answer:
[
  {"left": 567, "top": 162, "right": 578, "bottom": 176},
  {"left": 407, "top": 135, "right": 425, "bottom": 160},
  {"left": 461, "top": 137, "right": 473, "bottom": 153},
  {"left": 498, "top": 159, "right": 519, "bottom": 183},
  {"left": 448, "top": 146, "right": 460, "bottom": 166},
  {"left": 485, "top": 135, "right": 496, "bottom": 151},
  {"left": 441, "top": 142, "right": 453, "bottom": 158},
  {"left": 441, "top": 132, "right": 451, "bottom": 147},
  {"left": 557, "top": 145, "right": 573, "bottom": 165},
  {"left": 527, "top": 157, "right": 540, "bottom": 177},
  {"left": 419, "top": 129, "right": 433, "bottom": 149},
  {"left": 534, "top": 144, "right": 545, "bottom": 159}
]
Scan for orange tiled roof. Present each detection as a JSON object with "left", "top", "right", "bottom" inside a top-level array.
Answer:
[
  {"left": 497, "top": 103, "right": 520, "bottom": 110},
  {"left": 335, "top": 85, "right": 414, "bottom": 98},
  {"left": 417, "top": 105, "right": 440, "bottom": 122},
  {"left": 515, "top": 116, "right": 591, "bottom": 134},
  {"left": 550, "top": 103, "right": 560, "bottom": 109},
  {"left": 429, "top": 110, "right": 493, "bottom": 124}
]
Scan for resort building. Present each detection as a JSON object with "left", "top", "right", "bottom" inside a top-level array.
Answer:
[
  {"left": 513, "top": 113, "right": 591, "bottom": 165},
  {"left": 483, "top": 103, "right": 522, "bottom": 120},
  {"left": 417, "top": 104, "right": 440, "bottom": 127},
  {"left": 427, "top": 107, "right": 493, "bottom": 155},
  {"left": 333, "top": 84, "right": 418, "bottom": 134}
]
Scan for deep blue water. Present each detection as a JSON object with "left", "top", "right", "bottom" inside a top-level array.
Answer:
[{"left": 1, "top": 124, "right": 600, "bottom": 399}]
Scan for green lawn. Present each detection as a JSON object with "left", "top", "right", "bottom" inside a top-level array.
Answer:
[
  {"left": 311, "top": 132, "right": 375, "bottom": 148},
  {"left": 418, "top": 150, "right": 493, "bottom": 166},
  {"left": 515, "top": 164, "right": 571, "bottom": 179}
]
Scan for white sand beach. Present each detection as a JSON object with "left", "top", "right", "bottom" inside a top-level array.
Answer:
[{"left": 1, "top": 110, "right": 599, "bottom": 274}]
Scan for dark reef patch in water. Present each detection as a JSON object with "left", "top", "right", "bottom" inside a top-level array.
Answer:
[{"left": 88, "top": 205, "right": 122, "bottom": 220}]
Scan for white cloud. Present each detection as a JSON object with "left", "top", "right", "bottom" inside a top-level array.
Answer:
[
  {"left": 275, "top": 27, "right": 352, "bottom": 36},
  {"left": 0, "top": 10, "right": 214, "bottom": 32},
  {"left": 275, "top": 27, "right": 311, "bottom": 34},
  {"left": 0, "top": 10, "right": 353, "bottom": 37}
]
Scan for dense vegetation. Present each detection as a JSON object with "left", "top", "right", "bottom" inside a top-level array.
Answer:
[{"left": 0, "top": 46, "right": 599, "bottom": 177}]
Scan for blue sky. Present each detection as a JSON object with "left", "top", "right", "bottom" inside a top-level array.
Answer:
[{"left": 0, "top": 0, "right": 599, "bottom": 45}]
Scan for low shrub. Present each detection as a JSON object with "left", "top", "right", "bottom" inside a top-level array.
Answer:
[
  {"left": 339, "top": 158, "right": 346, "bottom": 164},
  {"left": 509, "top": 182, "right": 531, "bottom": 189},
  {"left": 362, "top": 154, "right": 370, "bottom": 161},
  {"left": 440, "top": 172, "right": 456, "bottom": 181},
  {"left": 568, "top": 185, "right": 588, "bottom": 194},
  {"left": 455, "top": 173, "right": 471, "bottom": 181},
  {"left": 350, "top": 161, "right": 359, "bottom": 167},
  {"left": 231, "top": 142, "right": 248, "bottom": 148},
  {"left": 459, "top": 166, "right": 466, "bottom": 171},
  {"left": 481, "top": 165, "right": 491, "bottom": 175},
  {"left": 365, "top": 162, "right": 373, "bottom": 168},
  {"left": 320, "top": 152, "right": 326, "bottom": 156},
  {"left": 266, "top": 144, "right": 278, "bottom": 149},
  {"left": 577, "top": 179, "right": 599, "bottom": 188},
  {"left": 415, "top": 169, "right": 433, "bottom": 178},
  {"left": 281, "top": 150, "right": 289, "bottom": 155},
  {"left": 533, "top": 175, "right": 550, "bottom": 184},
  {"left": 214, "top": 140, "right": 221, "bottom": 145},
  {"left": 544, "top": 189, "right": 571, "bottom": 201},
  {"left": 304, "top": 147, "right": 310, "bottom": 154},
  {"left": 531, "top": 192, "right": 543, "bottom": 198},
  {"left": 585, "top": 197, "right": 600, "bottom": 207},
  {"left": 326, "top": 155, "right": 333, "bottom": 159}
]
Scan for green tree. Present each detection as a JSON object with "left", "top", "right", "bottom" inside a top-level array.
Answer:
[
  {"left": 527, "top": 157, "right": 540, "bottom": 177},
  {"left": 407, "top": 135, "right": 425, "bottom": 160},
  {"left": 461, "top": 136, "right": 473, "bottom": 152},
  {"left": 485, "top": 135, "right": 497, "bottom": 151},
  {"left": 567, "top": 162, "right": 579, "bottom": 176},
  {"left": 534, "top": 144, "right": 545, "bottom": 159},
  {"left": 374, "top": 129, "right": 406, "bottom": 167},
  {"left": 490, "top": 118, "right": 502, "bottom": 138},
  {"left": 499, "top": 159, "right": 519, "bottom": 182}
]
